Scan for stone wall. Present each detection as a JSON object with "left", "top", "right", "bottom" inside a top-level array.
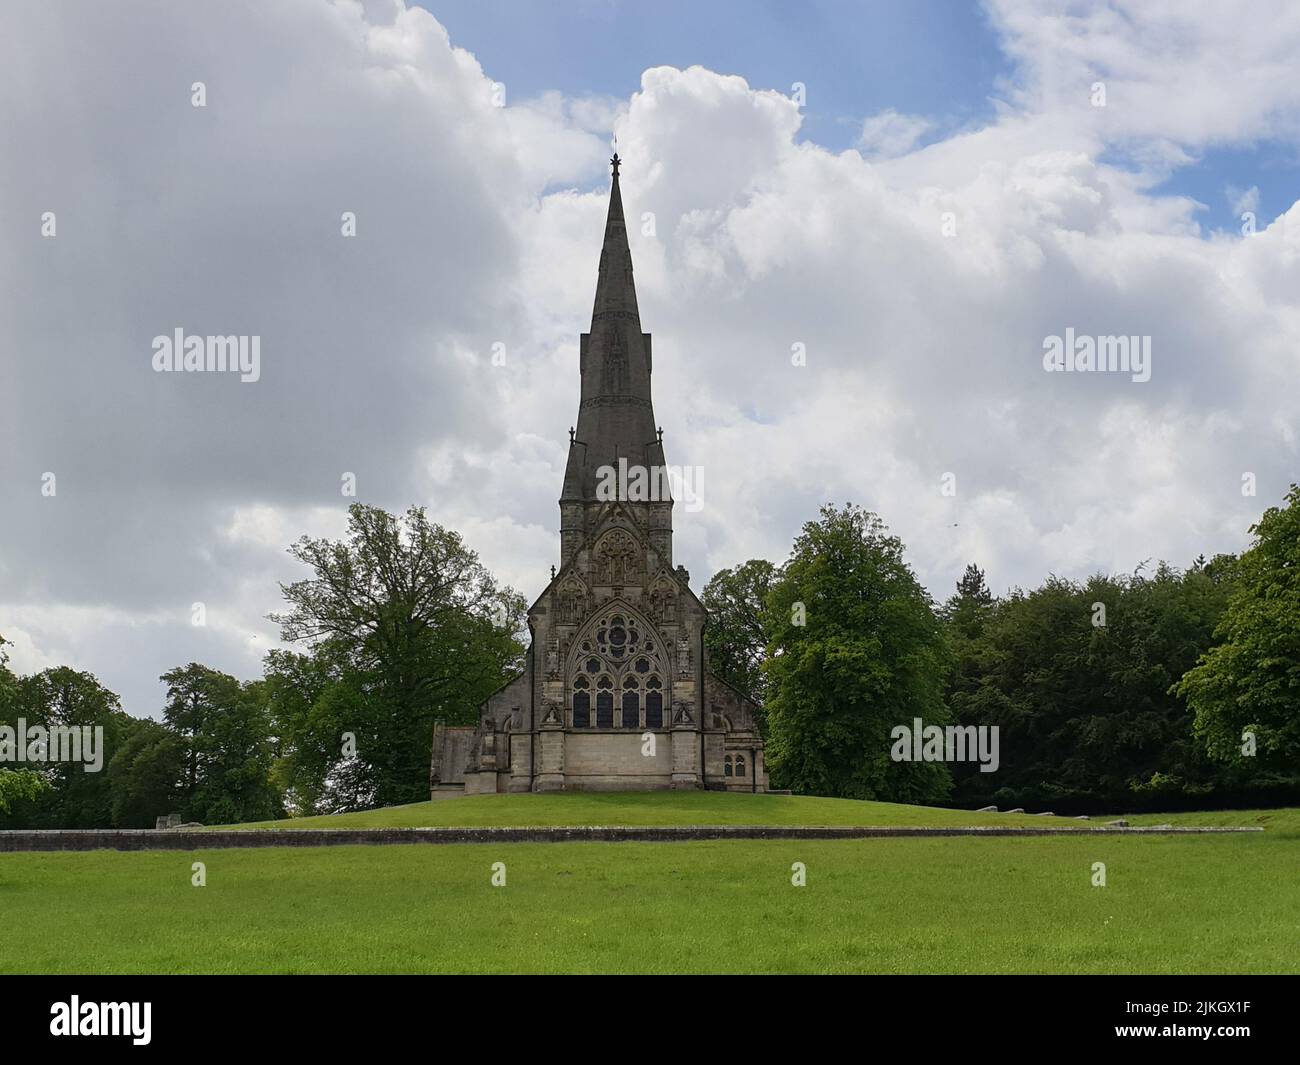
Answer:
[
  {"left": 0, "top": 825, "right": 1257, "bottom": 851},
  {"left": 429, "top": 724, "right": 475, "bottom": 791}
]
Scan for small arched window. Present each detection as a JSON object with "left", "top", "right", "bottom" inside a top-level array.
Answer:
[
  {"left": 621, "top": 676, "right": 639, "bottom": 730},
  {"left": 735, "top": 755, "right": 747, "bottom": 777},
  {"left": 596, "top": 675, "right": 614, "bottom": 728},
  {"left": 724, "top": 756, "right": 733, "bottom": 777},
  {"left": 644, "top": 675, "right": 663, "bottom": 729},
  {"left": 572, "top": 675, "right": 590, "bottom": 728}
]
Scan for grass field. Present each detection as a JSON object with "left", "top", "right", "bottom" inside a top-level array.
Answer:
[
  {"left": 215, "top": 792, "right": 1300, "bottom": 834},
  {"left": 2, "top": 795, "right": 1296, "bottom": 974},
  {"left": 215, "top": 791, "right": 1159, "bottom": 830}
]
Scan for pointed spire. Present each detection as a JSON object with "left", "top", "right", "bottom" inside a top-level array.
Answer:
[
  {"left": 590, "top": 152, "right": 639, "bottom": 328},
  {"left": 560, "top": 156, "right": 665, "bottom": 503}
]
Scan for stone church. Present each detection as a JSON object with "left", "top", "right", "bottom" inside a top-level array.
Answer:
[{"left": 430, "top": 155, "right": 767, "bottom": 794}]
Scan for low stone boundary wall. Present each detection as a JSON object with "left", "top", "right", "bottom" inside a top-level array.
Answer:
[{"left": 0, "top": 824, "right": 1262, "bottom": 852}]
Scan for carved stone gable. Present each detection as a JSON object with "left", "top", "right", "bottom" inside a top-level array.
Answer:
[{"left": 593, "top": 527, "right": 641, "bottom": 586}]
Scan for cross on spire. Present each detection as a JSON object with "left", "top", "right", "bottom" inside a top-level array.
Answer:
[{"left": 610, "top": 152, "right": 621, "bottom": 179}]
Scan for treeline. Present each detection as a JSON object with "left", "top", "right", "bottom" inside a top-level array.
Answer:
[
  {"left": 702, "top": 487, "right": 1300, "bottom": 812},
  {"left": 0, "top": 504, "right": 525, "bottom": 828},
  {"left": 4, "top": 489, "right": 1298, "bottom": 826}
]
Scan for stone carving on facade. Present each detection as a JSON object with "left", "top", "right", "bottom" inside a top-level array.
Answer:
[
  {"left": 541, "top": 699, "right": 563, "bottom": 727},
  {"left": 649, "top": 579, "right": 678, "bottom": 625},
  {"left": 545, "top": 637, "right": 560, "bottom": 677},
  {"left": 595, "top": 528, "right": 639, "bottom": 585},
  {"left": 676, "top": 632, "right": 691, "bottom": 676},
  {"left": 558, "top": 577, "right": 587, "bottom": 625},
  {"left": 672, "top": 700, "right": 694, "bottom": 726}
]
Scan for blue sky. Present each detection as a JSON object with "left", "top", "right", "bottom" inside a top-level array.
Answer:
[
  {"left": 418, "top": 0, "right": 1300, "bottom": 232},
  {"left": 417, "top": 0, "right": 1008, "bottom": 150}
]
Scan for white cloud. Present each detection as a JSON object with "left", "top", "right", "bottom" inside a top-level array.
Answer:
[
  {"left": 3, "top": 1, "right": 1300, "bottom": 715},
  {"left": 858, "top": 109, "right": 933, "bottom": 159}
]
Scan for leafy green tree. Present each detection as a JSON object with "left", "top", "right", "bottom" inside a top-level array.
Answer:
[
  {"left": 3, "top": 666, "right": 133, "bottom": 828},
  {"left": 953, "top": 564, "right": 1234, "bottom": 809},
  {"left": 262, "top": 648, "right": 346, "bottom": 816},
  {"left": 160, "top": 663, "right": 241, "bottom": 797},
  {"left": 764, "top": 504, "right": 952, "bottom": 802},
  {"left": 160, "top": 664, "right": 281, "bottom": 824},
  {"left": 190, "top": 679, "right": 281, "bottom": 825},
  {"left": 702, "top": 558, "right": 776, "bottom": 719},
  {"left": 940, "top": 563, "right": 997, "bottom": 733},
  {"left": 0, "top": 769, "right": 47, "bottom": 815},
  {"left": 1178, "top": 486, "right": 1300, "bottom": 768},
  {"left": 270, "top": 504, "right": 525, "bottom": 807},
  {"left": 107, "top": 718, "right": 187, "bottom": 827}
]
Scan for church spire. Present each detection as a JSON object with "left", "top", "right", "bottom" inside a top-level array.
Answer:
[
  {"left": 560, "top": 155, "right": 665, "bottom": 504},
  {"left": 589, "top": 152, "right": 640, "bottom": 332}
]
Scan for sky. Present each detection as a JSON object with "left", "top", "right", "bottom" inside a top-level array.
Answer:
[{"left": 2, "top": 0, "right": 1300, "bottom": 717}]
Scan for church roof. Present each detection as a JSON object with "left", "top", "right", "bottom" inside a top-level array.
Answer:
[{"left": 560, "top": 154, "right": 668, "bottom": 503}]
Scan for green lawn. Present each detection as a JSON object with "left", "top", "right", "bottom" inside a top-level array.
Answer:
[
  {"left": 220, "top": 791, "right": 1097, "bottom": 830},
  {"left": 4, "top": 795, "right": 1294, "bottom": 974},
  {"left": 2, "top": 830, "right": 1295, "bottom": 974},
  {"left": 1116, "top": 806, "right": 1300, "bottom": 836}
]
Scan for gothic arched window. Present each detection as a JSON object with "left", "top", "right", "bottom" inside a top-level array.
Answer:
[
  {"left": 735, "top": 755, "right": 747, "bottom": 778},
  {"left": 572, "top": 675, "right": 590, "bottom": 728},
  {"left": 645, "top": 675, "right": 663, "bottom": 729},
  {"left": 596, "top": 675, "right": 614, "bottom": 728},
  {"left": 569, "top": 608, "right": 666, "bottom": 732},
  {"left": 621, "top": 676, "right": 640, "bottom": 730},
  {"left": 724, "top": 756, "right": 733, "bottom": 777}
]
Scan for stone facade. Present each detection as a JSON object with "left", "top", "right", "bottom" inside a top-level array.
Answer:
[{"left": 431, "top": 155, "right": 767, "bottom": 795}]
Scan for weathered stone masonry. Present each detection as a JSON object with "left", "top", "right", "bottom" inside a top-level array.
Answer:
[{"left": 429, "top": 156, "right": 768, "bottom": 795}]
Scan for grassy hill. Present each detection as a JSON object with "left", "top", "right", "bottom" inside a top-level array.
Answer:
[
  {"left": 217, "top": 791, "right": 1300, "bottom": 835},
  {"left": 4, "top": 794, "right": 1295, "bottom": 974},
  {"left": 221, "top": 792, "right": 1090, "bottom": 830}
]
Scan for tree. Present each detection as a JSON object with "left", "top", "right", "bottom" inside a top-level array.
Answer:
[
  {"left": 764, "top": 504, "right": 952, "bottom": 802},
  {"left": 940, "top": 564, "right": 998, "bottom": 735},
  {"left": 0, "top": 769, "right": 47, "bottom": 815},
  {"left": 1178, "top": 485, "right": 1300, "bottom": 768},
  {"left": 952, "top": 564, "right": 1234, "bottom": 810},
  {"left": 270, "top": 504, "right": 526, "bottom": 807},
  {"left": 160, "top": 663, "right": 241, "bottom": 798},
  {"left": 107, "top": 718, "right": 187, "bottom": 828},
  {"left": 4, "top": 666, "right": 133, "bottom": 828},
  {"left": 702, "top": 558, "right": 776, "bottom": 720},
  {"left": 188, "top": 679, "right": 282, "bottom": 825},
  {"left": 159, "top": 664, "right": 281, "bottom": 824}
]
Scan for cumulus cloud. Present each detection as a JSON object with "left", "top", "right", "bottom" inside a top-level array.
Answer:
[
  {"left": 858, "top": 109, "right": 933, "bottom": 159},
  {"left": 3, "top": 0, "right": 1300, "bottom": 715}
]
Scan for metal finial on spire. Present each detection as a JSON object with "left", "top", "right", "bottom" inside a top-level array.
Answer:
[{"left": 611, "top": 152, "right": 621, "bottom": 178}]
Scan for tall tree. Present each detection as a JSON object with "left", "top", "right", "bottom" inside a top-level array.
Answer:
[
  {"left": 160, "top": 663, "right": 242, "bottom": 798},
  {"left": 3, "top": 666, "right": 132, "bottom": 828},
  {"left": 107, "top": 718, "right": 187, "bottom": 828},
  {"left": 702, "top": 558, "right": 776, "bottom": 717},
  {"left": 940, "top": 563, "right": 998, "bottom": 736},
  {"left": 1178, "top": 485, "right": 1300, "bottom": 769},
  {"left": 764, "top": 504, "right": 952, "bottom": 802},
  {"left": 159, "top": 664, "right": 281, "bottom": 824},
  {"left": 270, "top": 504, "right": 525, "bottom": 806}
]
